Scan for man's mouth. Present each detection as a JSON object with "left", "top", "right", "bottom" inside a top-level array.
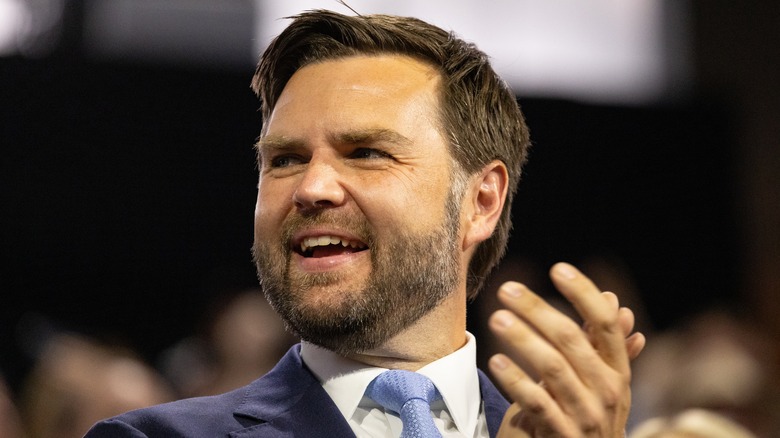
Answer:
[{"left": 295, "top": 235, "right": 368, "bottom": 258}]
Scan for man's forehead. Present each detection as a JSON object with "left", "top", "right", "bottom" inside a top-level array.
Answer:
[{"left": 284, "top": 54, "right": 442, "bottom": 95}]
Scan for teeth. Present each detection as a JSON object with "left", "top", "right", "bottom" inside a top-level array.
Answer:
[{"left": 300, "top": 235, "right": 366, "bottom": 253}]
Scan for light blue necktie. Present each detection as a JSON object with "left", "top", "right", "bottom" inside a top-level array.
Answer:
[{"left": 366, "top": 370, "right": 443, "bottom": 438}]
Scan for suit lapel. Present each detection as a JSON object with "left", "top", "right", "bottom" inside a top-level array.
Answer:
[
  {"left": 478, "top": 369, "right": 510, "bottom": 437},
  {"left": 228, "top": 345, "right": 355, "bottom": 437}
]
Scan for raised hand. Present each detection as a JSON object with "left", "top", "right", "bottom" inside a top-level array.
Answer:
[{"left": 489, "top": 262, "right": 646, "bottom": 437}]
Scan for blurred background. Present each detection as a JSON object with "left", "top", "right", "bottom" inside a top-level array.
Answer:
[{"left": 1, "top": 0, "right": 779, "bottom": 437}]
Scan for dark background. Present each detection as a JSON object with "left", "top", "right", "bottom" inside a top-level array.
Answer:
[{"left": 2, "top": 1, "right": 779, "bottom": 398}]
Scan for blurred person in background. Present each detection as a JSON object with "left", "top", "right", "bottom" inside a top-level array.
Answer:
[
  {"left": 159, "top": 288, "right": 297, "bottom": 398},
  {"left": 631, "top": 310, "right": 780, "bottom": 437},
  {"left": 18, "top": 332, "right": 173, "bottom": 438},
  {"left": 628, "top": 408, "right": 757, "bottom": 438}
]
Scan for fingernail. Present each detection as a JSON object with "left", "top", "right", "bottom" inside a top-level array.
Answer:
[
  {"left": 500, "top": 283, "right": 523, "bottom": 298},
  {"left": 555, "top": 263, "right": 577, "bottom": 280},
  {"left": 490, "top": 354, "right": 509, "bottom": 370},
  {"left": 491, "top": 310, "right": 515, "bottom": 329}
]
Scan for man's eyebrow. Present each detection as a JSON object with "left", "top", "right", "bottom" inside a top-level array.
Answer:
[
  {"left": 335, "top": 128, "right": 413, "bottom": 147},
  {"left": 254, "top": 129, "right": 413, "bottom": 153},
  {"left": 254, "top": 135, "right": 303, "bottom": 153}
]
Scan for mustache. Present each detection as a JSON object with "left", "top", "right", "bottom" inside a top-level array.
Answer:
[{"left": 279, "top": 210, "right": 375, "bottom": 249}]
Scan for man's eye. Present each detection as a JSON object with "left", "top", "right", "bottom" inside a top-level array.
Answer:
[
  {"left": 270, "top": 155, "right": 303, "bottom": 168},
  {"left": 350, "top": 148, "right": 391, "bottom": 160}
]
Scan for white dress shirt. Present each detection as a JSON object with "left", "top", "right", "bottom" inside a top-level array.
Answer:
[{"left": 301, "top": 332, "right": 489, "bottom": 438}]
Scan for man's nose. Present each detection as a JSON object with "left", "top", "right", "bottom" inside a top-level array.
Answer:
[{"left": 292, "top": 159, "right": 346, "bottom": 211}]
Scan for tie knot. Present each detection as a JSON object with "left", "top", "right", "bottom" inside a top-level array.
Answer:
[{"left": 366, "top": 370, "right": 441, "bottom": 413}]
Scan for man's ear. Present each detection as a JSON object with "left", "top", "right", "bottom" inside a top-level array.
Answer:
[{"left": 462, "top": 160, "right": 508, "bottom": 251}]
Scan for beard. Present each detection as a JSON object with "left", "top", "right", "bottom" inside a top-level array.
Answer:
[{"left": 252, "top": 193, "right": 462, "bottom": 355}]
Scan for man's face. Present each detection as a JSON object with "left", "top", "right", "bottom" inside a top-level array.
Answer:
[{"left": 252, "top": 55, "right": 464, "bottom": 354}]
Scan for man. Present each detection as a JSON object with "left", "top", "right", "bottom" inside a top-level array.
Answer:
[{"left": 86, "top": 9, "right": 645, "bottom": 437}]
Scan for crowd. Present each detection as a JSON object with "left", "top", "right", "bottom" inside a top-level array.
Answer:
[{"left": 1, "top": 288, "right": 295, "bottom": 438}]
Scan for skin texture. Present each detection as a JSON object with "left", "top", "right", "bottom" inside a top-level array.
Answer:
[{"left": 253, "top": 53, "right": 645, "bottom": 436}]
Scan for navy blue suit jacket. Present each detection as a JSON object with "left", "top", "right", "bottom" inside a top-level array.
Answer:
[{"left": 85, "top": 344, "right": 509, "bottom": 437}]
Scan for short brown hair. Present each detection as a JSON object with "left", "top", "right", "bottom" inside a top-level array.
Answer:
[{"left": 251, "top": 10, "right": 531, "bottom": 298}]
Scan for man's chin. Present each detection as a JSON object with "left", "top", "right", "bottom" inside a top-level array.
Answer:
[
  {"left": 299, "top": 325, "right": 392, "bottom": 356},
  {"left": 285, "top": 298, "right": 398, "bottom": 355}
]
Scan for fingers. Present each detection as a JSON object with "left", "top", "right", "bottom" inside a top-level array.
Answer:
[
  {"left": 613, "top": 304, "right": 647, "bottom": 360},
  {"left": 489, "top": 263, "right": 643, "bottom": 437},
  {"left": 626, "top": 332, "right": 646, "bottom": 360},
  {"left": 616, "top": 304, "right": 634, "bottom": 337},
  {"left": 585, "top": 295, "right": 634, "bottom": 339},
  {"left": 490, "top": 353, "right": 582, "bottom": 437},
  {"left": 490, "top": 283, "right": 627, "bottom": 409},
  {"left": 489, "top": 306, "right": 601, "bottom": 418},
  {"left": 549, "top": 263, "right": 631, "bottom": 374}
]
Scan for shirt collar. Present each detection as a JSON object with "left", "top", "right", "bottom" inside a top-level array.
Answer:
[{"left": 301, "top": 332, "right": 481, "bottom": 437}]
